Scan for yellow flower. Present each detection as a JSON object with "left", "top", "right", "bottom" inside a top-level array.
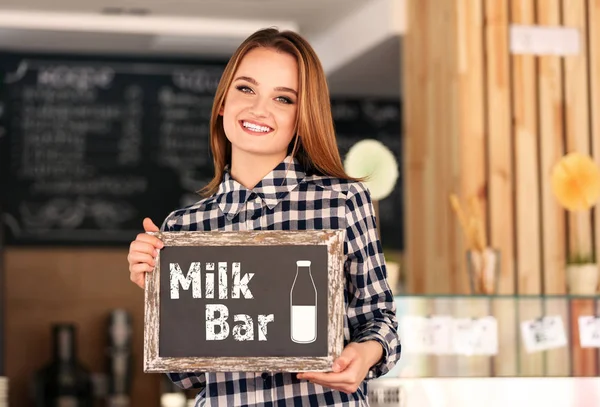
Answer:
[{"left": 551, "top": 152, "right": 600, "bottom": 212}]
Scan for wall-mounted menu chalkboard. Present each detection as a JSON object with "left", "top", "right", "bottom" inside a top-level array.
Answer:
[
  {"left": 0, "top": 53, "right": 403, "bottom": 249},
  {"left": 0, "top": 53, "right": 227, "bottom": 245}
]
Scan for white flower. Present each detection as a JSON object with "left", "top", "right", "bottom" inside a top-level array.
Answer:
[{"left": 344, "top": 139, "right": 399, "bottom": 200}]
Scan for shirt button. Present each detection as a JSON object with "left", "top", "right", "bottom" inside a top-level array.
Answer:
[
  {"left": 261, "top": 372, "right": 268, "bottom": 379},
  {"left": 248, "top": 193, "right": 257, "bottom": 200}
]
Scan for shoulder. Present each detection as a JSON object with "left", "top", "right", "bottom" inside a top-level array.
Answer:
[
  {"left": 302, "top": 175, "right": 371, "bottom": 202},
  {"left": 161, "top": 195, "right": 218, "bottom": 231}
]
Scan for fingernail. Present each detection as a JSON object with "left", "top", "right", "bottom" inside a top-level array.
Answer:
[
  {"left": 154, "top": 250, "right": 159, "bottom": 256},
  {"left": 333, "top": 363, "right": 340, "bottom": 372}
]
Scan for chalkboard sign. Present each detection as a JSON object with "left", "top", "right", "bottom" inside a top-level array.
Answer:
[
  {"left": 143, "top": 230, "right": 345, "bottom": 373},
  {"left": 0, "top": 53, "right": 403, "bottom": 249},
  {"left": 0, "top": 53, "right": 227, "bottom": 245},
  {"left": 331, "top": 98, "right": 403, "bottom": 251}
]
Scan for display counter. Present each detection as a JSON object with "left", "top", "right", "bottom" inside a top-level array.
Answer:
[
  {"left": 368, "top": 377, "right": 600, "bottom": 407},
  {"left": 388, "top": 295, "right": 600, "bottom": 378}
]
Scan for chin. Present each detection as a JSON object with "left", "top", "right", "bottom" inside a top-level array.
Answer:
[{"left": 233, "top": 145, "right": 289, "bottom": 159}]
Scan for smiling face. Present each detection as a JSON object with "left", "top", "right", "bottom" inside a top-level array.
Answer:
[{"left": 220, "top": 47, "right": 299, "bottom": 163}]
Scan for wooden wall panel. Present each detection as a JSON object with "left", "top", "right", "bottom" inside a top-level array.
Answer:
[
  {"left": 537, "top": 0, "right": 567, "bottom": 295},
  {"left": 457, "top": 0, "right": 487, "bottom": 292},
  {"left": 403, "top": 0, "right": 429, "bottom": 293},
  {"left": 5, "top": 248, "right": 161, "bottom": 407},
  {"left": 403, "top": 0, "right": 466, "bottom": 293},
  {"left": 589, "top": 0, "right": 600, "bottom": 376},
  {"left": 570, "top": 300, "right": 599, "bottom": 376},
  {"left": 563, "top": 0, "right": 594, "bottom": 260},
  {"left": 404, "top": 0, "right": 600, "bottom": 296},
  {"left": 445, "top": 0, "right": 466, "bottom": 294},
  {"left": 485, "top": 0, "right": 515, "bottom": 295},
  {"left": 426, "top": 0, "right": 457, "bottom": 293},
  {"left": 511, "top": 0, "right": 542, "bottom": 295},
  {"left": 544, "top": 299, "right": 571, "bottom": 376},
  {"left": 518, "top": 299, "right": 544, "bottom": 375},
  {"left": 590, "top": 0, "right": 600, "bottom": 266}
]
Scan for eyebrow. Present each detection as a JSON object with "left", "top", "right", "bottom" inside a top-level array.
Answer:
[{"left": 234, "top": 76, "right": 298, "bottom": 96}]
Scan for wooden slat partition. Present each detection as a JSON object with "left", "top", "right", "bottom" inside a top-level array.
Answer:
[
  {"left": 590, "top": 0, "right": 600, "bottom": 267},
  {"left": 403, "top": 0, "right": 466, "bottom": 293},
  {"left": 457, "top": 0, "right": 487, "bottom": 254},
  {"left": 403, "top": 0, "right": 600, "bottom": 295},
  {"left": 492, "top": 297, "right": 518, "bottom": 376},
  {"left": 485, "top": 0, "right": 515, "bottom": 295},
  {"left": 511, "top": 0, "right": 543, "bottom": 295},
  {"left": 564, "top": 0, "right": 594, "bottom": 260},
  {"left": 544, "top": 299, "right": 571, "bottom": 376},
  {"left": 517, "top": 298, "right": 544, "bottom": 376},
  {"left": 537, "top": 0, "right": 567, "bottom": 295},
  {"left": 570, "top": 299, "right": 599, "bottom": 376}
]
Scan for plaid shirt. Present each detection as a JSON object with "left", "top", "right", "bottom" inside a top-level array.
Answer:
[{"left": 161, "top": 155, "right": 400, "bottom": 406}]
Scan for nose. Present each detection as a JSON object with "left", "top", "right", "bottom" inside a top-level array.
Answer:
[{"left": 248, "top": 95, "right": 269, "bottom": 118}]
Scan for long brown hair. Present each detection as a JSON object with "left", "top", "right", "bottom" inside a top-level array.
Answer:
[{"left": 200, "top": 27, "right": 361, "bottom": 197}]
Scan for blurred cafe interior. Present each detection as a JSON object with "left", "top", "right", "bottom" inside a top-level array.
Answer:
[{"left": 1, "top": 0, "right": 600, "bottom": 406}]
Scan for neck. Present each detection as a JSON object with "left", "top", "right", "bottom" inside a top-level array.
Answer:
[{"left": 229, "top": 151, "right": 288, "bottom": 190}]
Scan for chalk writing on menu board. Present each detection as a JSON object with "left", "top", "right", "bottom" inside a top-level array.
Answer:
[
  {"left": 0, "top": 56, "right": 226, "bottom": 244},
  {"left": 0, "top": 55, "right": 403, "bottom": 249},
  {"left": 331, "top": 99, "right": 403, "bottom": 250}
]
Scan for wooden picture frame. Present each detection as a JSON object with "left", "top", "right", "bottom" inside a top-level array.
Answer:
[{"left": 143, "top": 229, "right": 345, "bottom": 373}]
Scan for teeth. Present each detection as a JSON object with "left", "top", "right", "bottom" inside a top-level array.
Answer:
[{"left": 243, "top": 121, "right": 271, "bottom": 132}]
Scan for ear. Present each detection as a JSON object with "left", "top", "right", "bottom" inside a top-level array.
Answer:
[{"left": 218, "top": 105, "right": 224, "bottom": 116}]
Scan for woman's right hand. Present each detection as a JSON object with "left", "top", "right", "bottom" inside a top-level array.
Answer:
[{"left": 127, "top": 217, "right": 164, "bottom": 289}]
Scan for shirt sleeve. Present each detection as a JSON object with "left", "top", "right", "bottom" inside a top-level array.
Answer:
[
  {"left": 160, "top": 210, "right": 177, "bottom": 232},
  {"left": 167, "top": 372, "right": 207, "bottom": 390},
  {"left": 160, "top": 212, "right": 207, "bottom": 390},
  {"left": 344, "top": 182, "right": 401, "bottom": 379}
]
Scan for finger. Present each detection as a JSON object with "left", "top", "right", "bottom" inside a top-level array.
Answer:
[
  {"left": 127, "top": 252, "right": 156, "bottom": 267},
  {"left": 130, "top": 262, "right": 155, "bottom": 274},
  {"left": 143, "top": 217, "right": 160, "bottom": 233},
  {"left": 332, "top": 354, "right": 353, "bottom": 373},
  {"left": 299, "top": 357, "right": 362, "bottom": 383},
  {"left": 130, "top": 273, "right": 145, "bottom": 289},
  {"left": 133, "top": 233, "right": 164, "bottom": 249},
  {"left": 302, "top": 378, "right": 354, "bottom": 394},
  {"left": 130, "top": 240, "right": 161, "bottom": 256},
  {"left": 297, "top": 371, "right": 347, "bottom": 383}
]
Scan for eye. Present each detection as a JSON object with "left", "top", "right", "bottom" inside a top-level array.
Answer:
[
  {"left": 275, "top": 96, "right": 294, "bottom": 104},
  {"left": 236, "top": 85, "right": 254, "bottom": 94}
]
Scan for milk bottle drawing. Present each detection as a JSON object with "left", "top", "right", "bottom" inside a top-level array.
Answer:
[{"left": 290, "top": 260, "right": 317, "bottom": 343}]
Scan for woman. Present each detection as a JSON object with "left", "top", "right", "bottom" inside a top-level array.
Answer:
[{"left": 128, "top": 27, "right": 400, "bottom": 406}]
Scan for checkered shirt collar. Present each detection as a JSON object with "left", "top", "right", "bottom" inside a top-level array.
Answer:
[{"left": 215, "top": 155, "right": 306, "bottom": 219}]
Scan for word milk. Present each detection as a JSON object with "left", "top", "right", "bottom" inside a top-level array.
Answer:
[{"left": 169, "top": 262, "right": 274, "bottom": 341}]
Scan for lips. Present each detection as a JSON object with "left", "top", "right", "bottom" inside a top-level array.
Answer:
[{"left": 239, "top": 120, "right": 274, "bottom": 135}]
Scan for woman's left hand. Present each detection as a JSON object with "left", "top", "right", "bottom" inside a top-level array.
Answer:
[{"left": 296, "top": 341, "right": 383, "bottom": 394}]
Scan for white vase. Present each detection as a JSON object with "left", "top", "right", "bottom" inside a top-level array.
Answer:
[{"left": 566, "top": 263, "right": 599, "bottom": 295}]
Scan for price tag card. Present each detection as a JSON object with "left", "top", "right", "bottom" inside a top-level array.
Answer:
[
  {"left": 401, "top": 316, "right": 453, "bottom": 355},
  {"left": 520, "top": 315, "right": 567, "bottom": 353},
  {"left": 451, "top": 316, "right": 499, "bottom": 356},
  {"left": 578, "top": 316, "right": 600, "bottom": 348}
]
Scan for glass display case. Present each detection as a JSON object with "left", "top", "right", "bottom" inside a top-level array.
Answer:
[{"left": 384, "top": 295, "right": 600, "bottom": 378}]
